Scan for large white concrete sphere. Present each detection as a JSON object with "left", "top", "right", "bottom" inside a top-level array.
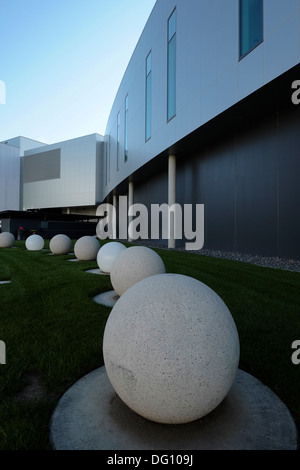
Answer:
[
  {"left": 103, "top": 273, "right": 240, "bottom": 424},
  {"left": 25, "top": 234, "right": 44, "bottom": 251},
  {"left": 110, "top": 245, "right": 166, "bottom": 296},
  {"left": 0, "top": 232, "right": 15, "bottom": 248},
  {"left": 74, "top": 236, "right": 100, "bottom": 261},
  {"left": 97, "top": 242, "right": 126, "bottom": 273},
  {"left": 50, "top": 234, "right": 72, "bottom": 255}
]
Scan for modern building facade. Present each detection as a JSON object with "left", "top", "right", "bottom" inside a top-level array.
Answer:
[
  {"left": 0, "top": 137, "right": 47, "bottom": 213},
  {"left": 102, "top": 0, "right": 300, "bottom": 259},
  {"left": 22, "top": 133, "right": 103, "bottom": 214},
  {"left": 1, "top": 134, "right": 103, "bottom": 215},
  {"left": 1, "top": 0, "right": 300, "bottom": 259}
]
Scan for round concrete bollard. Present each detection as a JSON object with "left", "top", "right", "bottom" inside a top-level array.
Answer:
[
  {"left": 25, "top": 234, "right": 44, "bottom": 251},
  {"left": 97, "top": 242, "right": 126, "bottom": 273},
  {"left": 110, "top": 245, "right": 166, "bottom": 296},
  {"left": 74, "top": 236, "right": 100, "bottom": 261},
  {"left": 0, "top": 232, "right": 15, "bottom": 248},
  {"left": 50, "top": 234, "right": 72, "bottom": 255},
  {"left": 103, "top": 273, "right": 240, "bottom": 424}
]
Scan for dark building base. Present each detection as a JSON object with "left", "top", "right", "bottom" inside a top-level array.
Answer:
[
  {"left": 0, "top": 210, "right": 99, "bottom": 240},
  {"left": 109, "top": 66, "right": 300, "bottom": 260}
]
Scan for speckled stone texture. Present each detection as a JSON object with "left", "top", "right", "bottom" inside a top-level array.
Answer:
[
  {"left": 50, "top": 234, "right": 72, "bottom": 255},
  {"left": 103, "top": 273, "right": 240, "bottom": 424},
  {"left": 25, "top": 234, "right": 44, "bottom": 251},
  {"left": 109, "top": 245, "right": 166, "bottom": 296},
  {"left": 74, "top": 236, "right": 100, "bottom": 261},
  {"left": 0, "top": 232, "right": 15, "bottom": 248},
  {"left": 97, "top": 242, "right": 126, "bottom": 273}
]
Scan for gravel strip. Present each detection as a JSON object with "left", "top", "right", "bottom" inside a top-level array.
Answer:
[
  {"left": 188, "top": 248, "right": 300, "bottom": 273},
  {"left": 131, "top": 240, "right": 300, "bottom": 273}
]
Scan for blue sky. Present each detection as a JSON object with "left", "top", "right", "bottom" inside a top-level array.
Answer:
[{"left": 0, "top": 0, "right": 156, "bottom": 144}]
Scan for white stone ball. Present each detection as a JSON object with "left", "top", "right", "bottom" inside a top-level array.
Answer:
[
  {"left": 103, "top": 273, "right": 240, "bottom": 424},
  {"left": 25, "top": 234, "right": 44, "bottom": 251},
  {"left": 0, "top": 232, "right": 15, "bottom": 248},
  {"left": 74, "top": 236, "right": 100, "bottom": 261},
  {"left": 97, "top": 242, "right": 126, "bottom": 273},
  {"left": 110, "top": 246, "right": 166, "bottom": 296},
  {"left": 49, "top": 234, "right": 72, "bottom": 255}
]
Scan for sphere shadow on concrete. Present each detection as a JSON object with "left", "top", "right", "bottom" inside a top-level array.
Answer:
[
  {"left": 50, "top": 234, "right": 72, "bottom": 255},
  {"left": 0, "top": 232, "right": 15, "bottom": 248},
  {"left": 25, "top": 234, "right": 44, "bottom": 251},
  {"left": 103, "top": 273, "right": 240, "bottom": 424},
  {"left": 110, "top": 245, "right": 166, "bottom": 296},
  {"left": 49, "top": 366, "right": 298, "bottom": 450},
  {"left": 93, "top": 291, "right": 119, "bottom": 307},
  {"left": 74, "top": 236, "right": 100, "bottom": 261},
  {"left": 97, "top": 241, "right": 126, "bottom": 273},
  {"left": 86, "top": 268, "right": 109, "bottom": 276}
]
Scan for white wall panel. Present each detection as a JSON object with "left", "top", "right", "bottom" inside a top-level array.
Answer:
[
  {"left": 22, "top": 134, "right": 103, "bottom": 210},
  {"left": 238, "top": 45, "right": 264, "bottom": 100},
  {"left": 0, "top": 143, "right": 20, "bottom": 211}
]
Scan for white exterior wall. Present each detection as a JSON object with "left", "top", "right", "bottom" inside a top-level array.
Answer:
[
  {"left": 0, "top": 142, "right": 21, "bottom": 211},
  {"left": 1, "top": 136, "right": 47, "bottom": 155},
  {"left": 22, "top": 133, "right": 103, "bottom": 210},
  {"left": 104, "top": 0, "right": 300, "bottom": 199}
]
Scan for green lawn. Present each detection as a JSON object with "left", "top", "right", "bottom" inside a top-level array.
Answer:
[{"left": 0, "top": 240, "right": 299, "bottom": 450}]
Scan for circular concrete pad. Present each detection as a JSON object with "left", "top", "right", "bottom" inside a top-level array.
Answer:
[
  {"left": 86, "top": 268, "right": 109, "bottom": 275},
  {"left": 93, "top": 291, "right": 119, "bottom": 307},
  {"left": 50, "top": 367, "right": 298, "bottom": 450}
]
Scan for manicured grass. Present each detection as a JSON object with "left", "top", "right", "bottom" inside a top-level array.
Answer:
[{"left": 0, "top": 240, "right": 299, "bottom": 450}]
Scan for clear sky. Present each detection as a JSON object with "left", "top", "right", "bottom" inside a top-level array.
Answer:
[{"left": 0, "top": 0, "right": 156, "bottom": 144}]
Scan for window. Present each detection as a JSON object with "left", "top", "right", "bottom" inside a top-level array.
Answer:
[
  {"left": 167, "top": 8, "right": 176, "bottom": 121},
  {"left": 240, "top": 0, "right": 263, "bottom": 59},
  {"left": 124, "top": 94, "right": 128, "bottom": 161},
  {"left": 145, "top": 51, "right": 152, "bottom": 141},
  {"left": 117, "top": 111, "right": 120, "bottom": 171}
]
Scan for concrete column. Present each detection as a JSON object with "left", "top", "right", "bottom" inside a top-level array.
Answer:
[
  {"left": 128, "top": 181, "right": 134, "bottom": 242},
  {"left": 112, "top": 194, "right": 117, "bottom": 239},
  {"left": 168, "top": 154, "right": 176, "bottom": 249}
]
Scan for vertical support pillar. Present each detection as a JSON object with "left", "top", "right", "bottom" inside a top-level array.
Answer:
[
  {"left": 168, "top": 154, "right": 176, "bottom": 249},
  {"left": 112, "top": 194, "right": 117, "bottom": 239},
  {"left": 128, "top": 181, "right": 134, "bottom": 242}
]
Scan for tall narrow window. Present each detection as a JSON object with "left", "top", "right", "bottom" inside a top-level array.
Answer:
[
  {"left": 145, "top": 51, "right": 152, "bottom": 141},
  {"left": 240, "top": 0, "right": 263, "bottom": 59},
  {"left": 167, "top": 8, "right": 176, "bottom": 121},
  {"left": 117, "top": 111, "right": 120, "bottom": 171},
  {"left": 124, "top": 94, "right": 128, "bottom": 161}
]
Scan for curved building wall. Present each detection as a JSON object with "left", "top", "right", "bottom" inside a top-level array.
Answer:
[{"left": 103, "top": 0, "right": 300, "bottom": 199}]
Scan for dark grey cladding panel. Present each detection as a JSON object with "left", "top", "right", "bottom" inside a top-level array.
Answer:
[{"left": 23, "top": 149, "right": 61, "bottom": 183}]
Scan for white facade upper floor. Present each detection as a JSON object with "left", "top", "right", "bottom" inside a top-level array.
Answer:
[
  {"left": 1, "top": 0, "right": 300, "bottom": 214},
  {"left": 103, "top": 0, "right": 300, "bottom": 199}
]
